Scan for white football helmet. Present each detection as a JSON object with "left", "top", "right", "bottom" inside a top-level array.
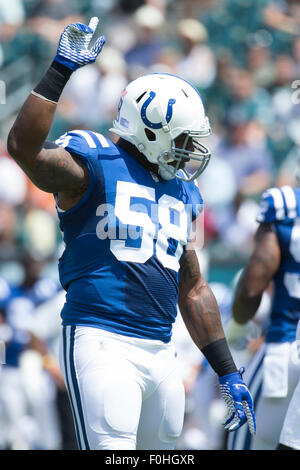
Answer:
[{"left": 110, "top": 73, "right": 211, "bottom": 182}]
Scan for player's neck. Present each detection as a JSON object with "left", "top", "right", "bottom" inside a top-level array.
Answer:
[{"left": 116, "top": 137, "right": 160, "bottom": 176}]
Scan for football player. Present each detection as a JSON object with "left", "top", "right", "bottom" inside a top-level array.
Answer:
[
  {"left": 7, "top": 18, "right": 255, "bottom": 450},
  {"left": 227, "top": 184, "right": 300, "bottom": 450},
  {"left": 0, "top": 256, "right": 62, "bottom": 449}
]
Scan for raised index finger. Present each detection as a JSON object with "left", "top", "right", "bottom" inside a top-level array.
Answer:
[{"left": 88, "top": 17, "right": 99, "bottom": 33}]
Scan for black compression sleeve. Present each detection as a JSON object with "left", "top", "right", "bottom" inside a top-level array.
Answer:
[
  {"left": 33, "top": 61, "right": 73, "bottom": 103},
  {"left": 201, "top": 338, "right": 237, "bottom": 377}
]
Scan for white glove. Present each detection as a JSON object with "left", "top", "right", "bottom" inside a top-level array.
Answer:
[{"left": 54, "top": 17, "right": 106, "bottom": 71}]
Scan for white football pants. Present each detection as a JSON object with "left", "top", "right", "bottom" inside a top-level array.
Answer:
[
  {"left": 279, "top": 320, "right": 300, "bottom": 449},
  {"left": 59, "top": 325, "right": 185, "bottom": 450}
]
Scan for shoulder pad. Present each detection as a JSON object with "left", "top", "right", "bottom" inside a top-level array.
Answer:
[
  {"left": 55, "top": 130, "right": 111, "bottom": 157},
  {"left": 257, "top": 186, "right": 298, "bottom": 223}
]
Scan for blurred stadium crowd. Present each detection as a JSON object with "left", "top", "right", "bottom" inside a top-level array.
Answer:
[{"left": 0, "top": 0, "right": 299, "bottom": 450}]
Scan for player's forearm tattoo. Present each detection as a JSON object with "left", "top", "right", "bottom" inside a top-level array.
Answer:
[
  {"left": 181, "top": 289, "right": 224, "bottom": 348},
  {"left": 30, "top": 145, "right": 89, "bottom": 195},
  {"left": 179, "top": 250, "right": 225, "bottom": 350},
  {"left": 179, "top": 250, "right": 201, "bottom": 283}
]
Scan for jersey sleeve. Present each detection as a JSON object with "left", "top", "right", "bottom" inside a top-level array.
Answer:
[
  {"left": 55, "top": 129, "right": 106, "bottom": 158},
  {"left": 53, "top": 130, "right": 113, "bottom": 214},
  {"left": 256, "top": 186, "right": 298, "bottom": 223},
  {"left": 54, "top": 129, "right": 114, "bottom": 196}
]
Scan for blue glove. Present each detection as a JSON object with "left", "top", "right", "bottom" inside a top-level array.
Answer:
[
  {"left": 54, "top": 17, "right": 106, "bottom": 71},
  {"left": 219, "top": 367, "right": 256, "bottom": 435}
]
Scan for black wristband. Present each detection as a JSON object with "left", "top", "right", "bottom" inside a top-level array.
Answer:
[
  {"left": 201, "top": 338, "right": 237, "bottom": 377},
  {"left": 33, "top": 60, "right": 73, "bottom": 103}
]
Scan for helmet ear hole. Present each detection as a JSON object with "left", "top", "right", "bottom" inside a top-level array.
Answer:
[
  {"left": 136, "top": 91, "right": 147, "bottom": 103},
  {"left": 144, "top": 128, "right": 156, "bottom": 141}
]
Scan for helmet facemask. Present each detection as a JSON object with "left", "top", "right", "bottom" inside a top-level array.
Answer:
[{"left": 157, "top": 122, "right": 211, "bottom": 182}]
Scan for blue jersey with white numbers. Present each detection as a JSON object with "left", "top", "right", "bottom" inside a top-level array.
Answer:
[
  {"left": 0, "top": 277, "right": 60, "bottom": 367},
  {"left": 257, "top": 186, "right": 300, "bottom": 343},
  {"left": 55, "top": 130, "right": 203, "bottom": 343}
]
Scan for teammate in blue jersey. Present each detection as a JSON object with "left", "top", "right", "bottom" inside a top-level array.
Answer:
[
  {"left": 227, "top": 185, "right": 300, "bottom": 450},
  {"left": 7, "top": 18, "right": 255, "bottom": 450},
  {"left": 0, "top": 255, "right": 60, "bottom": 369},
  {"left": 0, "top": 255, "right": 62, "bottom": 449}
]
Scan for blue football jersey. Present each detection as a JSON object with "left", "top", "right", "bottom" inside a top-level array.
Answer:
[
  {"left": 257, "top": 185, "right": 300, "bottom": 342},
  {"left": 55, "top": 130, "right": 203, "bottom": 343},
  {"left": 1, "top": 277, "right": 61, "bottom": 367}
]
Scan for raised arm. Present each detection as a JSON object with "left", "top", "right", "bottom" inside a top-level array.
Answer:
[
  {"left": 7, "top": 18, "right": 105, "bottom": 207},
  {"left": 7, "top": 94, "right": 88, "bottom": 196},
  {"left": 232, "top": 223, "right": 281, "bottom": 325},
  {"left": 178, "top": 248, "right": 256, "bottom": 434}
]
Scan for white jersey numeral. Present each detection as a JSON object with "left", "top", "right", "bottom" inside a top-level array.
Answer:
[
  {"left": 110, "top": 181, "right": 188, "bottom": 271},
  {"left": 284, "top": 273, "right": 300, "bottom": 299},
  {"left": 284, "top": 218, "right": 300, "bottom": 299},
  {"left": 110, "top": 181, "right": 156, "bottom": 263},
  {"left": 55, "top": 133, "right": 72, "bottom": 148},
  {"left": 156, "top": 194, "right": 188, "bottom": 271}
]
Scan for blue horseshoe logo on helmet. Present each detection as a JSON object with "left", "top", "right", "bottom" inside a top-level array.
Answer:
[{"left": 141, "top": 91, "right": 176, "bottom": 129}]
